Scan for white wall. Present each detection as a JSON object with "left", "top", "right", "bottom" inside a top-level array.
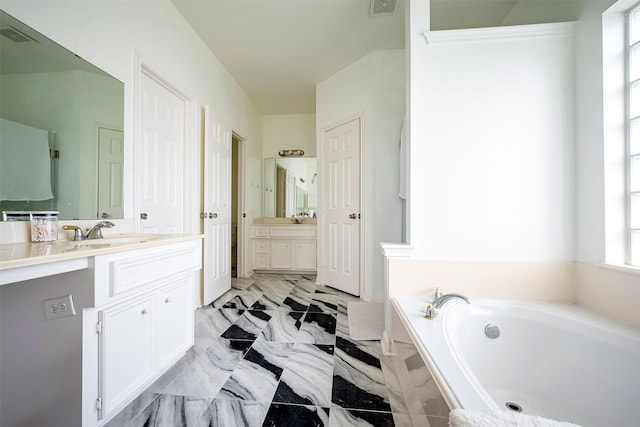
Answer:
[
  {"left": 409, "top": 24, "right": 576, "bottom": 263},
  {"left": 317, "top": 49, "right": 405, "bottom": 301},
  {"left": 0, "top": 0, "right": 264, "bottom": 230},
  {"left": 263, "top": 114, "right": 316, "bottom": 158}
]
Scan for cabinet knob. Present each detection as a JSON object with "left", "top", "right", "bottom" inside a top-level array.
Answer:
[
  {"left": 165, "top": 297, "right": 172, "bottom": 303},
  {"left": 141, "top": 308, "right": 149, "bottom": 315},
  {"left": 140, "top": 212, "right": 148, "bottom": 220},
  {"left": 101, "top": 212, "right": 109, "bottom": 218}
]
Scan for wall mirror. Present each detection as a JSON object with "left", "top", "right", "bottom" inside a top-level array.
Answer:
[
  {"left": 263, "top": 157, "right": 318, "bottom": 217},
  {"left": 0, "top": 10, "right": 125, "bottom": 221}
]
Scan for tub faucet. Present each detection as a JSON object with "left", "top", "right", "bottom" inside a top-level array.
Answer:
[{"left": 425, "top": 292, "right": 470, "bottom": 319}]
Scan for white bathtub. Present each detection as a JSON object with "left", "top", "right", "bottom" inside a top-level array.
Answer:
[{"left": 392, "top": 297, "right": 640, "bottom": 426}]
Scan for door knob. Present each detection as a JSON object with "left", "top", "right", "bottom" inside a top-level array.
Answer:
[
  {"left": 101, "top": 212, "right": 109, "bottom": 218},
  {"left": 349, "top": 213, "right": 357, "bottom": 219},
  {"left": 209, "top": 213, "right": 218, "bottom": 219},
  {"left": 140, "top": 212, "right": 148, "bottom": 220}
]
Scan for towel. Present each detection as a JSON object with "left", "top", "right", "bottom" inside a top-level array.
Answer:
[
  {"left": 398, "top": 116, "right": 407, "bottom": 200},
  {"left": 0, "top": 118, "right": 53, "bottom": 201},
  {"left": 449, "top": 409, "right": 583, "bottom": 427}
]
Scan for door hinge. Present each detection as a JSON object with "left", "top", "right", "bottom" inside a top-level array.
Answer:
[
  {"left": 95, "top": 397, "right": 102, "bottom": 411},
  {"left": 96, "top": 321, "right": 103, "bottom": 335}
]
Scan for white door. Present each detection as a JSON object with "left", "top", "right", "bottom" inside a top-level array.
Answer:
[
  {"left": 97, "top": 127, "right": 124, "bottom": 219},
  {"left": 323, "top": 118, "right": 361, "bottom": 295},
  {"left": 202, "top": 106, "right": 231, "bottom": 304},
  {"left": 138, "top": 72, "right": 185, "bottom": 233}
]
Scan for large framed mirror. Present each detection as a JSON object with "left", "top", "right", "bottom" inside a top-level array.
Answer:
[
  {"left": 0, "top": 10, "right": 125, "bottom": 221},
  {"left": 264, "top": 157, "right": 317, "bottom": 217}
]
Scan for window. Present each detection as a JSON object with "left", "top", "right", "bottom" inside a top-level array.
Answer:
[{"left": 628, "top": 4, "right": 640, "bottom": 265}]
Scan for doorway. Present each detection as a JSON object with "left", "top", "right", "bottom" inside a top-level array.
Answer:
[
  {"left": 322, "top": 117, "right": 361, "bottom": 296},
  {"left": 231, "top": 134, "right": 244, "bottom": 278}
]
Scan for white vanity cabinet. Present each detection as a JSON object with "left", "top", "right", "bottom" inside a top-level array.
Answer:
[
  {"left": 252, "top": 224, "right": 316, "bottom": 272},
  {"left": 88, "top": 239, "right": 201, "bottom": 424}
]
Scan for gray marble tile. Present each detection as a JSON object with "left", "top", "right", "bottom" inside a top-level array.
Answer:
[
  {"left": 221, "top": 309, "right": 272, "bottom": 341},
  {"left": 252, "top": 277, "right": 295, "bottom": 299},
  {"left": 405, "top": 352, "right": 449, "bottom": 417},
  {"left": 272, "top": 344, "right": 335, "bottom": 407},
  {"left": 331, "top": 337, "right": 391, "bottom": 412},
  {"left": 263, "top": 403, "right": 330, "bottom": 427},
  {"left": 231, "top": 277, "right": 256, "bottom": 290},
  {"left": 103, "top": 391, "right": 159, "bottom": 427},
  {"left": 257, "top": 310, "right": 305, "bottom": 342},
  {"left": 128, "top": 394, "right": 211, "bottom": 427},
  {"left": 194, "top": 398, "right": 269, "bottom": 427},
  {"left": 211, "top": 289, "right": 241, "bottom": 308},
  {"left": 328, "top": 408, "right": 395, "bottom": 427},
  {"left": 379, "top": 352, "right": 410, "bottom": 415},
  {"left": 335, "top": 311, "right": 351, "bottom": 339},
  {"left": 195, "top": 308, "right": 244, "bottom": 339},
  {"left": 280, "top": 289, "right": 313, "bottom": 312},
  {"left": 217, "top": 341, "right": 293, "bottom": 402},
  {"left": 161, "top": 338, "right": 252, "bottom": 398},
  {"left": 297, "top": 312, "right": 337, "bottom": 345}
]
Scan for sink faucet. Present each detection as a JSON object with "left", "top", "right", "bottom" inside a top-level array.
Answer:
[
  {"left": 425, "top": 288, "right": 470, "bottom": 319},
  {"left": 62, "top": 221, "right": 115, "bottom": 241},
  {"left": 85, "top": 221, "right": 115, "bottom": 239}
]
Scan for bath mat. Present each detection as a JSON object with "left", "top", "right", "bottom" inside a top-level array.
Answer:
[{"left": 347, "top": 301, "right": 384, "bottom": 341}]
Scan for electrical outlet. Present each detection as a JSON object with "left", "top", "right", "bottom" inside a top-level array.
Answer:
[{"left": 44, "top": 295, "right": 76, "bottom": 320}]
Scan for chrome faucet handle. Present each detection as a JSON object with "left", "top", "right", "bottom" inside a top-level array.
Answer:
[
  {"left": 86, "top": 221, "right": 115, "bottom": 239},
  {"left": 424, "top": 304, "right": 439, "bottom": 319},
  {"left": 62, "top": 225, "right": 86, "bottom": 241}
]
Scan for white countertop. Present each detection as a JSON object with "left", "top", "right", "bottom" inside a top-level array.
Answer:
[{"left": 0, "top": 233, "right": 203, "bottom": 271}]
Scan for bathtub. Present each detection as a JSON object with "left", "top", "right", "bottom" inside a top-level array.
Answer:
[{"left": 392, "top": 297, "right": 640, "bottom": 426}]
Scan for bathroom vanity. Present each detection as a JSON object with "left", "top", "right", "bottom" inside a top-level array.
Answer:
[
  {"left": 252, "top": 219, "right": 317, "bottom": 272},
  {"left": 0, "top": 233, "right": 202, "bottom": 427}
]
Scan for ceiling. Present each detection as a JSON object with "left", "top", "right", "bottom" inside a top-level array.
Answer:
[
  {"left": 171, "top": 0, "right": 588, "bottom": 115},
  {"left": 171, "top": 0, "right": 405, "bottom": 115}
]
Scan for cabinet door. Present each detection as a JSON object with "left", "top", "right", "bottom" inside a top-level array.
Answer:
[
  {"left": 294, "top": 240, "right": 317, "bottom": 270},
  {"left": 158, "top": 277, "right": 194, "bottom": 368},
  {"left": 270, "top": 240, "right": 293, "bottom": 269},
  {"left": 99, "top": 296, "right": 155, "bottom": 418}
]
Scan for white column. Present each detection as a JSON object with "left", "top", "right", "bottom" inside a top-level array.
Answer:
[{"left": 380, "top": 242, "right": 414, "bottom": 355}]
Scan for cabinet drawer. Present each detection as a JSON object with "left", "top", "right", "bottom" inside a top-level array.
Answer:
[
  {"left": 95, "top": 241, "right": 202, "bottom": 300},
  {"left": 269, "top": 226, "right": 316, "bottom": 238},
  {"left": 253, "top": 227, "right": 269, "bottom": 237},
  {"left": 254, "top": 254, "right": 270, "bottom": 269},
  {"left": 255, "top": 241, "right": 269, "bottom": 254}
]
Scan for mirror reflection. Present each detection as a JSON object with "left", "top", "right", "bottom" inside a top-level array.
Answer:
[
  {"left": 264, "top": 157, "right": 317, "bottom": 218},
  {"left": 0, "top": 10, "right": 125, "bottom": 221}
]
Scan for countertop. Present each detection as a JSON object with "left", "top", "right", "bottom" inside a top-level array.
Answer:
[{"left": 0, "top": 233, "right": 204, "bottom": 271}]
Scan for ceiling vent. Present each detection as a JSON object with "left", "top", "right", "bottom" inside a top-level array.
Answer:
[
  {"left": 0, "top": 26, "right": 37, "bottom": 43},
  {"left": 370, "top": 0, "right": 398, "bottom": 16}
]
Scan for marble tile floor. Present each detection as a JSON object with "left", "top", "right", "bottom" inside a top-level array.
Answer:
[{"left": 106, "top": 274, "right": 450, "bottom": 427}]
